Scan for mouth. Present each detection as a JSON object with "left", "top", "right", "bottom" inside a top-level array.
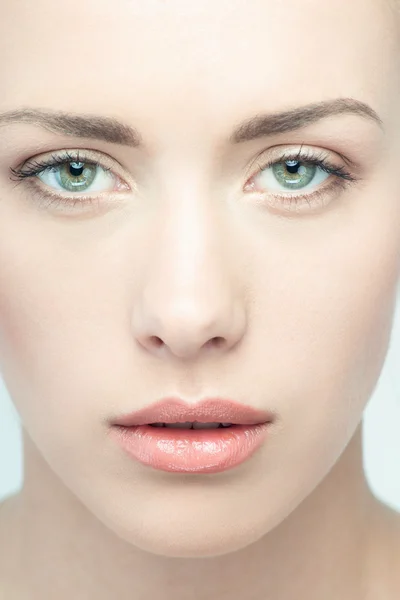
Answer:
[
  {"left": 110, "top": 397, "right": 275, "bottom": 474},
  {"left": 148, "top": 422, "right": 236, "bottom": 429}
]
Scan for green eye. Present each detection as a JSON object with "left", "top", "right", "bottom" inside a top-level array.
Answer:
[
  {"left": 272, "top": 160, "right": 317, "bottom": 190},
  {"left": 56, "top": 162, "right": 97, "bottom": 192},
  {"left": 37, "top": 160, "right": 116, "bottom": 194},
  {"left": 253, "top": 157, "right": 331, "bottom": 195}
]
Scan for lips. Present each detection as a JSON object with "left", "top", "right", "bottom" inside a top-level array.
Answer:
[
  {"left": 112, "top": 422, "right": 271, "bottom": 473},
  {"left": 109, "top": 397, "right": 274, "bottom": 473},
  {"left": 112, "top": 396, "right": 275, "bottom": 427}
]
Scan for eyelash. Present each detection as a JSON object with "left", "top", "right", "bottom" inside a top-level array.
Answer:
[
  {"left": 9, "top": 150, "right": 119, "bottom": 212},
  {"left": 246, "top": 147, "right": 358, "bottom": 214},
  {"left": 9, "top": 147, "right": 359, "bottom": 214}
]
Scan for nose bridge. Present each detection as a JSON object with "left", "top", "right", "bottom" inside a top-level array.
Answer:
[
  {"left": 161, "top": 183, "right": 225, "bottom": 294},
  {"left": 133, "top": 180, "right": 246, "bottom": 359}
]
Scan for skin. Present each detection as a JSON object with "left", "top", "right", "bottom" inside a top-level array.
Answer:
[{"left": 0, "top": 0, "right": 400, "bottom": 597}]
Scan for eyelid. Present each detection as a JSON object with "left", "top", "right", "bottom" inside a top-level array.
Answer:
[
  {"left": 25, "top": 147, "right": 118, "bottom": 169},
  {"left": 7, "top": 148, "right": 135, "bottom": 216},
  {"left": 238, "top": 143, "right": 360, "bottom": 217},
  {"left": 12, "top": 147, "right": 133, "bottom": 190},
  {"left": 244, "top": 144, "right": 347, "bottom": 181}
]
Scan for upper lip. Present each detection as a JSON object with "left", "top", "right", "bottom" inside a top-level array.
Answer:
[{"left": 112, "top": 397, "right": 275, "bottom": 426}]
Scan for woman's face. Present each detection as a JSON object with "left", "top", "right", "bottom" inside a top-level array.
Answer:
[{"left": 0, "top": 0, "right": 399, "bottom": 558}]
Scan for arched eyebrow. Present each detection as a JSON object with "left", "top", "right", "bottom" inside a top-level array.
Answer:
[
  {"left": 229, "top": 98, "right": 383, "bottom": 143},
  {"left": 0, "top": 97, "right": 382, "bottom": 149},
  {"left": 0, "top": 108, "right": 142, "bottom": 147}
]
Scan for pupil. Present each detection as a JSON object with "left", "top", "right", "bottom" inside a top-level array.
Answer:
[
  {"left": 69, "top": 162, "right": 84, "bottom": 177},
  {"left": 285, "top": 160, "right": 300, "bottom": 174}
]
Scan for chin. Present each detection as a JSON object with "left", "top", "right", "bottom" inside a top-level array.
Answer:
[
  {"left": 85, "top": 493, "right": 271, "bottom": 558},
  {"left": 108, "top": 517, "right": 265, "bottom": 558}
]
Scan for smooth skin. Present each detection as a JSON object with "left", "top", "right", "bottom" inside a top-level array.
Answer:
[{"left": 0, "top": 0, "right": 400, "bottom": 598}]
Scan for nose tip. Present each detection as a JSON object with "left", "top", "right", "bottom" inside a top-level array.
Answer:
[{"left": 133, "top": 298, "right": 245, "bottom": 361}]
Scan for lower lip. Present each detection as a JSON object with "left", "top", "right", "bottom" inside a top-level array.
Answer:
[{"left": 110, "top": 423, "right": 270, "bottom": 473}]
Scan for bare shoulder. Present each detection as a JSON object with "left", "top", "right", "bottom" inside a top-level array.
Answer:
[
  {"left": 0, "top": 496, "right": 23, "bottom": 599},
  {"left": 365, "top": 498, "right": 400, "bottom": 599},
  {"left": 386, "top": 508, "right": 400, "bottom": 600},
  {"left": 389, "top": 508, "right": 400, "bottom": 588}
]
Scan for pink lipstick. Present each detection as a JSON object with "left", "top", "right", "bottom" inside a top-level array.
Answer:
[{"left": 110, "top": 397, "right": 274, "bottom": 473}]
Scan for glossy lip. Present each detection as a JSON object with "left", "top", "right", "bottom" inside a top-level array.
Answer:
[
  {"left": 111, "top": 422, "right": 271, "bottom": 473},
  {"left": 111, "top": 396, "right": 275, "bottom": 426},
  {"left": 109, "top": 397, "right": 275, "bottom": 474}
]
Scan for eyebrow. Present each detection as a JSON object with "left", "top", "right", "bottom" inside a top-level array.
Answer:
[
  {"left": 0, "top": 98, "right": 382, "bottom": 148},
  {"left": 230, "top": 97, "right": 383, "bottom": 143}
]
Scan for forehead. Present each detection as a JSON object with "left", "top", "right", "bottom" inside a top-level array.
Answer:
[{"left": 0, "top": 0, "right": 398, "bottom": 141}]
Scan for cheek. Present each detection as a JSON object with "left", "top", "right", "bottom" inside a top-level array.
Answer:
[
  {"left": 253, "top": 212, "right": 400, "bottom": 498},
  {"left": 0, "top": 257, "right": 133, "bottom": 495},
  {"left": 0, "top": 221, "right": 124, "bottom": 453}
]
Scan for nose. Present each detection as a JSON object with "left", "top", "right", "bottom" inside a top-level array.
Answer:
[{"left": 132, "top": 205, "right": 247, "bottom": 361}]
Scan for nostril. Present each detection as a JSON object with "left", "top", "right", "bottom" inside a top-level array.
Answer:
[
  {"left": 150, "top": 336, "right": 163, "bottom": 348},
  {"left": 205, "top": 337, "right": 224, "bottom": 349}
]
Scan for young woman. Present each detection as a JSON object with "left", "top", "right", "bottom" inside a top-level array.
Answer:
[{"left": 0, "top": 0, "right": 400, "bottom": 598}]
